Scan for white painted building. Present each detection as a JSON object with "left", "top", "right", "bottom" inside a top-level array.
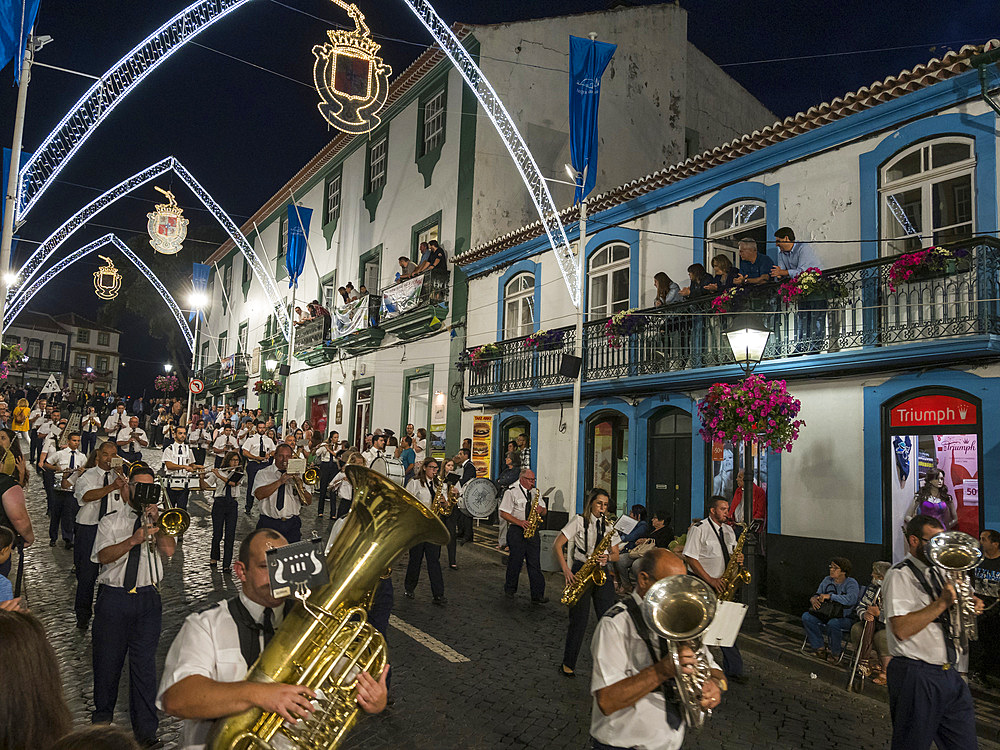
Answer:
[{"left": 198, "top": 4, "right": 774, "bottom": 457}]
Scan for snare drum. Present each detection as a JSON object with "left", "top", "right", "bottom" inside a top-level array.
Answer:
[
  {"left": 369, "top": 456, "right": 406, "bottom": 486},
  {"left": 461, "top": 477, "right": 500, "bottom": 519}
]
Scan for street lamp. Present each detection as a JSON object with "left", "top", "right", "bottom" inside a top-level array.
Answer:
[
  {"left": 725, "top": 314, "right": 771, "bottom": 634},
  {"left": 264, "top": 358, "right": 278, "bottom": 373},
  {"left": 164, "top": 363, "right": 172, "bottom": 373}
]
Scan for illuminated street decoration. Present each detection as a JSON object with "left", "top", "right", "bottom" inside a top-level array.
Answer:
[
  {"left": 312, "top": 1, "right": 392, "bottom": 134},
  {"left": 93, "top": 255, "right": 122, "bottom": 299},
  {"left": 6, "top": 156, "right": 291, "bottom": 341},
  {"left": 5, "top": 234, "right": 194, "bottom": 352},
  {"left": 147, "top": 186, "right": 189, "bottom": 254}
]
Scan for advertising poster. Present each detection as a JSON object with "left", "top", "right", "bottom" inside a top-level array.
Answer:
[
  {"left": 430, "top": 423, "right": 447, "bottom": 460},
  {"left": 472, "top": 415, "right": 493, "bottom": 478}
]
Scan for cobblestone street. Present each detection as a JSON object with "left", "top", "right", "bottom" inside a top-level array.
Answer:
[{"left": 15, "top": 454, "right": 982, "bottom": 749}]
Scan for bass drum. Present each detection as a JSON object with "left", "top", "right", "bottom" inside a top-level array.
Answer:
[
  {"left": 369, "top": 456, "right": 406, "bottom": 487},
  {"left": 460, "top": 477, "right": 500, "bottom": 519}
]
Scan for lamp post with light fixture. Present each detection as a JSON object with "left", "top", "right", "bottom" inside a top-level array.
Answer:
[
  {"left": 264, "top": 358, "right": 279, "bottom": 416},
  {"left": 187, "top": 292, "right": 208, "bottom": 420},
  {"left": 724, "top": 314, "right": 771, "bottom": 634}
]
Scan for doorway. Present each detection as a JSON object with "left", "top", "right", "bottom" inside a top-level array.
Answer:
[
  {"left": 647, "top": 407, "right": 692, "bottom": 533},
  {"left": 352, "top": 383, "right": 373, "bottom": 450},
  {"left": 309, "top": 394, "right": 329, "bottom": 435},
  {"left": 586, "top": 411, "right": 629, "bottom": 515}
]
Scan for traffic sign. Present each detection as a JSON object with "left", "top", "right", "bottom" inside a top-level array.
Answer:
[{"left": 189, "top": 378, "right": 205, "bottom": 394}]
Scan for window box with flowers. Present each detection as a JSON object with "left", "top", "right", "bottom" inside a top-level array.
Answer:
[
  {"left": 254, "top": 379, "right": 281, "bottom": 394},
  {"left": 711, "top": 286, "right": 750, "bottom": 314},
  {"left": 778, "top": 267, "right": 848, "bottom": 303},
  {"left": 604, "top": 309, "right": 646, "bottom": 348},
  {"left": 887, "top": 246, "right": 972, "bottom": 292},
  {"left": 524, "top": 328, "right": 565, "bottom": 352},
  {"left": 468, "top": 343, "right": 500, "bottom": 371},
  {"left": 696, "top": 374, "right": 805, "bottom": 453}
]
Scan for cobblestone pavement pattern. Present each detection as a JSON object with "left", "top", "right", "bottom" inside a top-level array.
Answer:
[{"left": 18, "top": 451, "right": 987, "bottom": 749}]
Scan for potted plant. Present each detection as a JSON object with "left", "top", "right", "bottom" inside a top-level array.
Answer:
[
  {"left": 154, "top": 374, "right": 179, "bottom": 393},
  {"left": 696, "top": 374, "right": 805, "bottom": 453},
  {"left": 711, "top": 286, "right": 749, "bottom": 314},
  {"left": 253, "top": 379, "right": 281, "bottom": 394},
  {"left": 468, "top": 343, "right": 500, "bottom": 370},
  {"left": 605, "top": 308, "right": 646, "bottom": 347},
  {"left": 887, "top": 246, "right": 972, "bottom": 291},
  {"left": 524, "top": 328, "right": 565, "bottom": 352}
]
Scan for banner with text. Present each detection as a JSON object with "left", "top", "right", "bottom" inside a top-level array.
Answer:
[
  {"left": 380, "top": 275, "right": 424, "bottom": 321},
  {"left": 332, "top": 295, "right": 372, "bottom": 338}
]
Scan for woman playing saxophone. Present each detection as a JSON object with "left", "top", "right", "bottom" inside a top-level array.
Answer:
[{"left": 553, "top": 488, "right": 621, "bottom": 678}]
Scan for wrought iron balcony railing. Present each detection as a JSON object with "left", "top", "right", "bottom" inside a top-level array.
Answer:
[{"left": 464, "top": 237, "right": 1000, "bottom": 398}]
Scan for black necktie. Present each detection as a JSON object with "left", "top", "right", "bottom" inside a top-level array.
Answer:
[
  {"left": 101, "top": 471, "right": 111, "bottom": 518},
  {"left": 69, "top": 452, "right": 76, "bottom": 469},
  {"left": 123, "top": 513, "right": 144, "bottom": 592},
  {"left": 712, "top": 522, "right": 731, "bottom": 566},
  {"left": 276, "top": 474, "right": 286, "bottom": 511},
  {"left": 259, "top": 437, "right": 264, "bottom": 457},
  {"left": 263, "top": 607, "right": 275, "bottom": 645},
  {"left": 522, "top": 487, "right": 531, "bottom": 520}
]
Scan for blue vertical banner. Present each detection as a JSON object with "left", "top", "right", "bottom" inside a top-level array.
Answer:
[
  {"left": 568, "top": 35, "right": 616, "bottom": 205},
  {"left": 0, "top": 0, "right": 42, "bottom": 83},
  {"left": 285, "top": 204, "right": 312, "bottom": 289},
  {"left": 190, "top": 262, "right": 210, "bottom": 322}
]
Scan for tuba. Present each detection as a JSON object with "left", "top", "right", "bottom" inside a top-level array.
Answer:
[
  {"left": 641, "top": 575, "right": 718, "bottom": 730},
  {"left": 927, "top": 530, "right": 982, "bottom": 656},
  {"left": 208, "top": 465, "right": 449, "bottom": 750}
]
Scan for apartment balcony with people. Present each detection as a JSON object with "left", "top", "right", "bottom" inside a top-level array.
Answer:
[
  {"left": 462, "top": 237, "right": 1000, "bottom": 404},
  {"left": 196, "top": 355, "right": 249, "bottom": 396}
]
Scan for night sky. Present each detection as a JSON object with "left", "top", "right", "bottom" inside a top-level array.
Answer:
[{"left": 0, "top": 0, "right": 994, "bottom": 395}]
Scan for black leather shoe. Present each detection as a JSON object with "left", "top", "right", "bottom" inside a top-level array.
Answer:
[
  {"left": 76, "top": 618, "right": 89, "bottom": 630},
  {"left": 403, "top": 590, "right": 414, "bottom": 599},
  {"left": 531, "top": 597, "right": 549, "bottom": 605},
  {"left": 49, "top": 539, "right": 56, "bottom": 547},
  {"left": 64, "top": 541, "right": 74, "bottom": 550},
  {"left": 504, "top": 590, "right": 515, "bottom": 599},
  {"left": 433, "top": 597, "right": 447, "bottom": 606}
]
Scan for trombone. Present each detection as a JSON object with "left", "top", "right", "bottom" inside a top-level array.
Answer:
[{"left": 115, "top": 458, "right": 191, "bottom": 539}]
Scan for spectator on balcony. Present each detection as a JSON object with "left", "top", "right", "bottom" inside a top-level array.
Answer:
[
  {"left": 415, "top": 241, "right": 431, "bottom": 272},
  {"left": 703, "top": 255, "right": 739, "bottom": 293},
  {"left": 337, "top": 286, "right": 350, "bottom": 305},
  {"left": 345, "top": 282, "right": 360, "bottom": 301},
  {"left": 309, "top": 299, "right": 331, "bottom": 318},
  {"left": 679, "top": 263, "right": 710, "bottom": 298},
  {"left": 293, "top": 306, "right": 308, "bottom": 326},
  {"left": 358, "top": 284, "right": 370, "bottom": 297},
  {"left": 734, "top": 237, "right": 775, "bottom": 286},
  {"left": 652, "top": 272, "right": 681, "bottom": 307},
  {"left": 398, "top": 255, "right": 418, "bottom": 281},
  {"left": 770, "top": 227, "right": 826, "bottom": 354}
]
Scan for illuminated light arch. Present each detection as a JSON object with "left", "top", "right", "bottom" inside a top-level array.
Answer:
[
  {"left": 7, "top": 156, "right": 291, "bottom": 340},
  {"left": 17, "top": 0, "right": 579, "bottom": 305},
  {"left": 4, "top": 233, "right": 194, "bottom": 352}
]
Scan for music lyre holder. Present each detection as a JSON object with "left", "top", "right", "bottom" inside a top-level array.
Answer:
[{"left": 267, "top": 535, "right": 328, "bottom": 606}]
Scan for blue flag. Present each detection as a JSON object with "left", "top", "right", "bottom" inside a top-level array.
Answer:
[
  {"left": 568, "top": 35, "right": 616, "bottom": 205},
  {"left": 0, "top": 0, "right": 41, "bottom": 83},
  {"left": 286, "top": 204, "right": 311, "bottom": 289},
  {"left": 190, "top": 262, "right": 210, "bottom": 322}
]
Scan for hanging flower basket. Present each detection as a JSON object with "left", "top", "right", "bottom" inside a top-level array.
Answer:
[
  {"left": 711, "top": 286, "right": 749, "bottom": 314},
  {"left": 80, "top": 370, "right": 98, "bottom": 383},
  {"left": 468, "top": 343, "right": 500, "bottom": 370},
  {"left": 0, "top": 362, "right": 8, "bottom": 379},
  {"left": 604, "top": 309, "right": 646, "bottom": 347},
  {"left": 524, "top": 328, "right": 565, "bottom": 352},
  {"left": 254, "top": 379, "right": 281, "bottom": 394},
  {"left": 696, "top": 374, "right": 805, "bottom": 453},
  {"left": 888, "top": 246, "right": 971, "bottom": 292},
  {"left": 154, "top": 374, "right": 179, "bottom": 393},
  {"left": 2, "top": 343, "right": 26, "bottom": 371}
]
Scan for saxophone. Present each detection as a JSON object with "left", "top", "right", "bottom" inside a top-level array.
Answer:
[
  {"left": 718, "top": 522, "right": 753, "bottom": 602},
  {"left": 431, "top": 476, "right": 458, "bottom": 517},
  {"left": 561, "top": 515, "right": 616, "bottom": 607},
  {"left": 208, "top": 466, "right": 449, "bottom": 750},
  {"left": 523, "top": 488, "right": 542, "bottom": 539}
]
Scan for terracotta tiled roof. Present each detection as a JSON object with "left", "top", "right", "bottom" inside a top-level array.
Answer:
[
  {"left": 207, "top": 23, "right": 473, "bottom": 264},
  {"left": 456, "top": 39, "right": 1000, "bottom": 267}
]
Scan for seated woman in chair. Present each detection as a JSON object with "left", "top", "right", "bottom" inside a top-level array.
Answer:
[
  {"left": 802, "top": 557, "right": 860, "bottom": 663},
  {"left": 849, "top": 560, "right": 891, "bottom": 684}
]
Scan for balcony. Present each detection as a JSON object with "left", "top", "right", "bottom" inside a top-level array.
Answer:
[
  {"left": 377, "top": 269, "right": 449, "bottom": 340},
  {"left": 22, "top": 357, "right": 67, "bottom": 374},
  {"left": 463, "top": 237, "right": 1000, "bottom": 403},
  {"left": 198, "top": 356, "right": 248, "bottom": 395},
  {"left": 292, "top": 296, "right": 385, "bottom": 365}
]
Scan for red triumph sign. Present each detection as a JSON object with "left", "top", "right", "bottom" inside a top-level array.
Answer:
[{"left": 890, "top": 394, "right": 977, "bottom": 428}]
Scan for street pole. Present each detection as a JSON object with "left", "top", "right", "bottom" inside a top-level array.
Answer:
[
  {"left": 568, "top": 197, "right": 586, "bottom": 515},
  {"left": 186, "top": 310, "right": 200, "bottom": 420},
  {"left": 280, "top": 286, "right": 296, "bottom": 437},
  {"left": 742, "top": 416, "right": 762, "bottom": 633},
  {"left": 1, "top": 35, "right": 35, "bottom": 322}
]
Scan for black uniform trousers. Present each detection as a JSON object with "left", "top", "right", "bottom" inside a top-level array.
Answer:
[
  {"left": 317, "top": 461, "right": 336, "bottom": 516},
  {"left": 563, "top": 559, "right": 616, "bottom": 670},
  {"left": 887, "top": 656, "right": 977, "bottom": 750},
  {"left": 73, "top": 522, "right": 100, "bottom": 623},
  {"left": 81, "top": 431, "right": 97, "bottom": 456},
  {"left": 50, "top": 489, "right": 76, "bottom": 543},
  {"left": 211, "top": 495, "right": 239, "bottom": 568},
  {"left": 42, "top": 467, "right": 54, "bottom": 516},
  {"left": 256, "top": 513, "right": 302, "bottom": 543},
  {"left": 245, "top": 461, "right": 265, "bottom": 512},
  {"left": 504, "top": 525, "right": 545, "bottom": 599},
  {"left": 29, "top": 428, "right": 40, "bottom": 464},
  {"left": 192, "top": 447, "right": 207, "bottom": 466},
  {"left": 405, "top": 542, "right": 444, "bottom": 598},
  {"left": 165, "top": 486, "right": 190, "bottom": 511},
  {"left": 443, "top": 512, "right": 458, "bottom": 566},
  {"left": 92, "top": 584, "right": 161, "bottom": 744}
]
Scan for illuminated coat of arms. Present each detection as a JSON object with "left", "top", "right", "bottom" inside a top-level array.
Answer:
[
  {"left": 312, "top": 1, "right": 392, "bottom": 134},
  {"left": 147, "top": 186, "right": 189, "bottom": 255},
  {"left": 93, "top": 255, "right": 122, "bottom": 300}
]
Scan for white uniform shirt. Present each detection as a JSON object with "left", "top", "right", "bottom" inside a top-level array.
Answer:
[
  {"left": 590, "top": 592, "right": 718, "bottom": 750},
  {"left": 36, "top": 417, "right": 55, "bottom": 440},
  {"left": 51, "top": 446, "right": 86, "bottom": 491},
  {"left": 213, "top": 434, "right": 239, "bottom": 456},
  {"left": 332, "top": 471, "right": 352, "bottom": 502},
  {"left": 28, "top": 407, "right": 44, "bottom": 428},
  {"left": 499, "top": 483, "right": 546, "bottom": 520},
  {"left": 207, "top": 468, "right": 245, "bottom": 499},
  {"left": 405, "top": 478, "right": 435, "bottom": 510},
  {"left": 362, "top": 447, "right": 386, "bottom": 466},
  {"left": 157, "top": 591, "right": 286, "bottom": 750},
  {"left": 188, "top": 428, "right": 211, "bottom": 449},
  {"left": 163, "top": 442, "right": 195, "bottom": 486},
  {"left": 104, "top": 411, "right": 129, "bottom": 434},
  {"left": 683, "top": 519, "right": 737, "bottom": 579},
  {"left": 40, "top": 434, "right": 58, "bottom": 461},
  {"left": 313, "top": 444, "right": 333, "bottom": 463},
  {"left": 82, "top": 412, "right": 101, "bottom": 433},
  {"left": 117, "top": 427, "right": 149, "bottom": 453},
  {"left": 92, "top": 506, "right": 164, "bottom": 587},
  {"left": 561, "top": 514, "right": 621, "bottom": 565},
  {"left": 75, "top": 466, "right": 124, "bottom": 525},
  {"left": 883, "top": 553, "right": 967, "bottom": 668},
  {"left": 252, "top": 464, "right": 303, "bottom": 519},
  {"left": 241, "top": 434, "right": 275, "bottom": 462}
]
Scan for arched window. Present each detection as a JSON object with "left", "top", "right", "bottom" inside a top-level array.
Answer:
[
  {"left": 588, "top": 242, "right": 630, "bottom": 318},
  {"left": 503, "top": 272, "right": 535, "bottom": 339},
  {"left": 880, "top": 137, "right": 975, "bottom": 256},
  {"left": 704, "top": 201, "right": 766, "bottom": 268}
]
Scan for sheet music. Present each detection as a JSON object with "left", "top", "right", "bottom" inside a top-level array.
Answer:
[
  {"left": 614, "top": 515, "right": 638, "bottom": 535},
  {"left": 702, "top": 601, "right": 748, "bottom": 648}
]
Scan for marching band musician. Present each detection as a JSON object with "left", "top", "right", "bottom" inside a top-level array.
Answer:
[
  {"left": 81, "top": 405, "right": 102, "bottom": 455},
  {"left": 212, "top": 424, "right": 239, "bottom": 469},
  {"left": 330, "top": 452, "right": 365, "bottom": 519},
  {"left": 28, "top": 396, "right": 47, "bottom": 465},
  {"left": 103, "top": 403, "right": 129, "bottom": 439},
  {"left": 252, "top": 443, "right": 311, "bottom": 543},
  {"left": 683, "top": 496, "right": 745, "bottom": 683},
  {"left": 163, "top": 425, "right": 199, "bottom": 513},
  {"left": 72, "top": 440, "right": 126, "bottom": 630},
  {"left": 91, "top": 463, "right": 175, "bottom": 748},
  {"left": 206, "top": 451, "right": 245, "bottom": 572},
  {"left": 116, "top": 416, "right": 149, "bottom": 464},
  {"left": 440, "top": 457, "right": 461, "bottom": 569},
  {"left": 589, "top": 548, "right": 724, "bottom": 750},
  {"left": 44, "top": 430, "right": 85, "bottom": 552},
  {"left": 554, "top": 488, "right": 621, "bottom": 678},
  {"left": 361, "top": 433, "right": 387, "bottom": 466},
  {"left": 882, "top": 514, "right": 984, "bottom": 750},
  {"left": 312, "top": 431, "right": 337, "bottom": 518},
  {"left": 35, "top": 406, "right": 57, "bottom": 471},
  {"left": 403, "top": 458, "right": 447, "bottom": 606},
  {"left": 241, "top": 422, "right": 275, "bottom": 515},
  {"left": 158, "top": 529, "right": 388, "bottom": 750},
  {"left": 499, "top": 468, "right": 547, "bottom": 604},
  {"left": 188, "top": 420, "right": 211, "bottom": 467},
  {"left": 38, "top": 414, "right": 64, "bottom": 541}
]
